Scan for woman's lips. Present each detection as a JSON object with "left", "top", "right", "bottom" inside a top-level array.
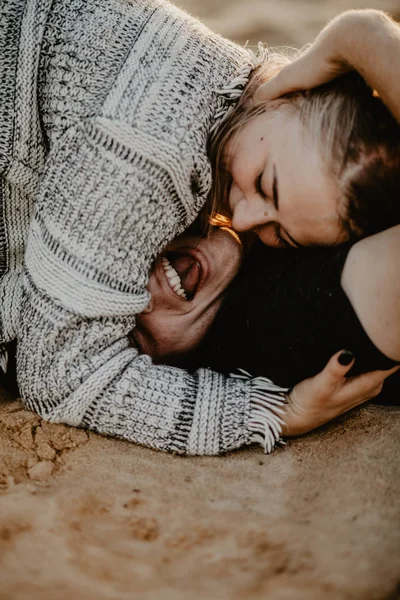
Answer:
[{"left": 161, "top": 249, "right": 207, "bottom": 301}]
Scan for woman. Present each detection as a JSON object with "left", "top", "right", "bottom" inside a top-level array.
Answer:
[
  {"left": 210, "top": 10, "right": 400, "bottom": 248},
  {"left": 218, "top": 8, "right": 400, "bottom": 367},
  {"left": 1, "top": 0, "right": 399, "bottom": 455}
]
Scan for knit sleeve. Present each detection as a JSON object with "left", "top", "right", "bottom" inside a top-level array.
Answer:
[{"left": 17, "top": 119, "right": 287, "bottom": 455}]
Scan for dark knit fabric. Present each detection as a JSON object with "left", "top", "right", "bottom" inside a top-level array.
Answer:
[{"left": 197, "top": 242, "right": 399, "bottom": 402}]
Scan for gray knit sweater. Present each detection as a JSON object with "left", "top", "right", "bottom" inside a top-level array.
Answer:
[{"left": 0, "top": 0, "right": 287, "bottom": 455}]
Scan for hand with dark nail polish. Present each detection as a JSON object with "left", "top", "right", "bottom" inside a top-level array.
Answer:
[{"left": 338, "top": 350, "right": 354, "bottom": 366}]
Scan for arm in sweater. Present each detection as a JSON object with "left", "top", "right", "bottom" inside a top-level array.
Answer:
[{"left": 18, "top": 118, "right": 287, "bottom": 455}]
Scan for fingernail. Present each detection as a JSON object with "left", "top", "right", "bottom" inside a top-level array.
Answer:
[{"left": 338, "top": 350, "right": 354, "bottom": 366}]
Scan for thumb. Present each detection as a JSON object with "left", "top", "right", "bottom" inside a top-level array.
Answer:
[
  {"left": 319, "top": 349, "right": 355, "bottom": 385},
  {"left": 253, "top": 59, "right": 305, "bottom": 103},
  {"left": 254, "top": 76, "right": 283, "bottom": 103}
]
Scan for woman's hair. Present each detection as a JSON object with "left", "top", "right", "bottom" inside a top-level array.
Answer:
[{"left": 208, "top": 48, "right": 400, "bottom": 240}]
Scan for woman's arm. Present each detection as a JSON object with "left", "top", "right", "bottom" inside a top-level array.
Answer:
[
  {"left": 254, "top": 10, "right": 400, "bottom": 123},
  {"left": 341, "top": 225, "right": 400, "bottom": 362}
]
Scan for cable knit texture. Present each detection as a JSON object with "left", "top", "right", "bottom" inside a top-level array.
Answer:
[{"left": 1, "top": 0, "right": 287, "bottom": 455}]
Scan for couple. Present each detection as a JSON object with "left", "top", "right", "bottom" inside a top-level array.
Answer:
[
  {"left": 2, "top": 0, "right": 399, "bottom": 454},
  {"left": 136, "top": 8, "right": 400, "bottom": 448}
]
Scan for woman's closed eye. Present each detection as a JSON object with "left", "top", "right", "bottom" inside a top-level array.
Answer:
[
  {"left": 253, "top": 171, "right": 291, "bottom": 249},
  {"left": 255, "top": 172, "right": 267, "bottom": 200},
  {"left": 273, "top": 223, "right": 291, "bottom": 249}
]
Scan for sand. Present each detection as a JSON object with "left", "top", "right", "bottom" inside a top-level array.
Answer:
[
  {"left": 1, "top": 395, "right": 400, "bottom": 600},
  {"left": 1, "top": 1, "right": 400, "bottom": 599}
]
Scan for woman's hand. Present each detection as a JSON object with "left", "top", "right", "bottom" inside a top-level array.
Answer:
[
  {"left": 254, "top": 12, "right": 351, "bottom": 102},
  {"left": 254, "top": 10, "right": 400, "bottom": 123},
  {"left": 282, "top": 350, "right": 399, "bottom": 437}
]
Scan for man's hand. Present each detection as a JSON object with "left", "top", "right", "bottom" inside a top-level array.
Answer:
[{"left": 283, "top": 350, "right": 399, "bottom": 437}]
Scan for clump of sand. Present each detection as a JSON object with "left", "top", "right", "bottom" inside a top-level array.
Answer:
[{"left": 0, "top": 398, "right": 88, "bottom": 487}]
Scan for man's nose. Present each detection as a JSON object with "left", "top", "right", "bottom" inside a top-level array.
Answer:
[{"left": 231, "top": 193, "right": 274, "bottom": 233}]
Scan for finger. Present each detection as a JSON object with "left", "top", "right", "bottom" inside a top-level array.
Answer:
[
  {"left": 381, "top": 364, "right": 400, "bottom": 378},
  {"left": 347, "top": 364, "right": 399, "bottom": 386},
  {"left": 254, "top": 75, "right": 286, "bottom": 103},
  {"left": 325, "top": 371, "right": 386, "bottom": 415},
  {"left": 367, "top": 383, "right": 384, "bottom": 400},
  {"left": 254, "top": 66, "right": 300, "bottom": 103},
  {"left": 300, "top": 350, "right": 355, "bottom": 401},
  {"left": 341, "top": 367, "right": 396, "bottom": 402},
  {"left": 253, "top": 52, "right": 319, "bottom": 103},
  {"left": 319, "top": 349, "right": 355, "bottom": 383}
]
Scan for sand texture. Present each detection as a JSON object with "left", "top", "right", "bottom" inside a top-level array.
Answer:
[
  {"left": 2, "top": 1, "right": 400, "bottom": 598},
  {"left": 1, "top": 395, "right": 400, "bottom": 600}
]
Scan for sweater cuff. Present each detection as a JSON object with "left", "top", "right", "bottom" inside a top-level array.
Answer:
[
  {"left": 187, "top": 368, "right": 288, "bottom": 455},
  {"left": 187, "top": 368, "right": 249, "bottom": 455}
]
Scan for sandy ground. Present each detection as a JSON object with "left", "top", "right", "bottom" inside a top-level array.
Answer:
[
  {"left": 2, "top": 1, "right": 400, "bottom": 599},
  {"left": 1, "top": 396, "right": 400, "bottom": 600}
]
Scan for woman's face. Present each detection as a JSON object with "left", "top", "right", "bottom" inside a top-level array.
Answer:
[
  {"left": 134, "top": 228, "right": 242, "bottom": 363},
  {"left": 225, "top": 102, "right": 347, "bottom": 248}
]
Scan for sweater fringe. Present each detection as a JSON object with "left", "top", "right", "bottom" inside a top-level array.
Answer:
[
  {"left": 0, "top": 345, "right": 8, "bottom": 375},
  {"left": 232, "top": 368, "right": 288, "bottom": 454},
  {"left": 210, "top": 42, "right": 268, "bottom": 136}
]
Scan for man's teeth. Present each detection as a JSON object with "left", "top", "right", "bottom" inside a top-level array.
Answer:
[{"left": 162, "top": 257, "right": 187, "bottom": 299}]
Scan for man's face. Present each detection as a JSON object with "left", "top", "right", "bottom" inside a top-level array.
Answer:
[{"left": 134, "top": 227, "right": 243, "bottom": 363}]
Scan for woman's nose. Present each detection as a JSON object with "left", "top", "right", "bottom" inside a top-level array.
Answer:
[{"left": 231, "top": 194, "right": 273, "bottom": 233}]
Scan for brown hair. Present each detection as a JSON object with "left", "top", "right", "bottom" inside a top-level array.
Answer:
[{"left": 208, "top": 50, "right": 400, "bottom": 241}]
